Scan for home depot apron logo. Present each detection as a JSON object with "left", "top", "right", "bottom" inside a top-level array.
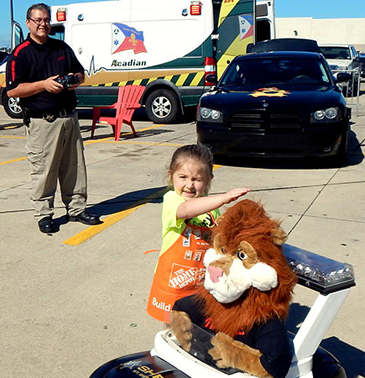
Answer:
[
  {"left": 169, "top": 263, "right": 205, "bottom": 289},
  {"left": 147, "top": 214, "right": 216, "bottom": 322}
]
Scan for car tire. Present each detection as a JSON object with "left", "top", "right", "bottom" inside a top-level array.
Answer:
[
  {"left": 332, "top": 127, "right": 349, "bottom": 167},
  {"left": 145, "top": 89, "right": 180, "bottom": 124},
  {"left": 3, "top": 92, "right": 23, "bottom": 118}
]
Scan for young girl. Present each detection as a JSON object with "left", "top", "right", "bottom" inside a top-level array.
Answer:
[{"left": 147, "top": 144, "right": 250, "bottom": 322}]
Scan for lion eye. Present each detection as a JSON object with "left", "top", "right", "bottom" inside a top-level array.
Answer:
[
  {"left": 221, "top": 247, "right": 226, "bottom": 254},
  {"left": 237, "top": 251, "right": 248, "bottom": 261}
]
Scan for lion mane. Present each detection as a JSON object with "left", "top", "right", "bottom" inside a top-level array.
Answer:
[{"left": 196, "top": 199, "right": 297, "bottom": 338}]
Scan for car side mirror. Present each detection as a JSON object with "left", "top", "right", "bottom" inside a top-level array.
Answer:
[
  {"left": 336, "top": 72, "right": 352, "bottom": 83},
  {"left": 205, "top": 74, "right": 217, "bottom": 84}
]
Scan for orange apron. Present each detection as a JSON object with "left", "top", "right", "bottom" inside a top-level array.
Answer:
[{"left": 147, "top": 215, "right": 216, "bottom": 322}]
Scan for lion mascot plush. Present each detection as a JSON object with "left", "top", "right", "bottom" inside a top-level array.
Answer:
[{"left": 170, "top": 199, "right": 297, "bottom": 378}]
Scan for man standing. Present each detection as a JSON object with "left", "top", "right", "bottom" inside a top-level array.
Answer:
[{"left": 6, "top": 3, "right": 101, "bottom": 233}]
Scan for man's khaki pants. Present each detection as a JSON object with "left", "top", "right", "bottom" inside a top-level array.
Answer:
[{"left": 25, "top": 112, "right": 87, "bottom": 221}]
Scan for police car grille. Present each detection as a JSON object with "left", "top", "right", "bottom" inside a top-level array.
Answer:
[{"left": 229, "top": 112, "right": 302, "bottom": 131}]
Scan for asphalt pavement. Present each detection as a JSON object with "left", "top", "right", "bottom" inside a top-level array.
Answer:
[{"left": 0, "top": 90, "right": 364, "bottom": 378}]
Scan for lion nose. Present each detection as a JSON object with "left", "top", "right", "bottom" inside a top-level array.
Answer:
[{"left": 208, "top": 265, "right": 223, "bottom": 283}]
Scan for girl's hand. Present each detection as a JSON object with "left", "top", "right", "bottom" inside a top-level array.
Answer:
[{"left": 222, "top": 188, "right": 251, "bottom": 204}]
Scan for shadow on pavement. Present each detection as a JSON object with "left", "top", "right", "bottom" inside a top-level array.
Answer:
[
  {"left": 52, "top": 186, "right": 165, "bottom": 231},
  {"left": 79, "top": 124, "right": 177, "bottom": 141},
  {"left": 321, "top": 337, "right": 365, "bottom": 378},
  {"left": 76, "top": 106, "right": 197, "bottom": 124},
  {"left": 91, "top": 186, "right": 165, "bottom": 217}
]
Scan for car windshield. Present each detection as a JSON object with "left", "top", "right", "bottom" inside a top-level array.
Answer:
[
  {"left": 220, "top": 57, "right": 331, "bottom": 87},
  {"left": 168, "top": 323, "right": 243, "bottom": 374},
  {"left": 320, "top": 47, "right": 351, "bottom": 60}
]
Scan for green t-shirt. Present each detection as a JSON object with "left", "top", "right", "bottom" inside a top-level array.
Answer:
[{"left": 161, "top": 190, "right": 220, "bottom": 254}]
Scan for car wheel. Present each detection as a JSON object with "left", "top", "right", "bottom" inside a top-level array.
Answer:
[
  {"left": 332, "top": 128, "right": 349, "bottom": 167},
  {"left": 145, "top": 89, "right": 180, "bottom": 124},
  {"left": 3, "top": 92, "right": 23, "bottom": 118}
]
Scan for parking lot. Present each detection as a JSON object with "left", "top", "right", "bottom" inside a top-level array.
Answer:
[{"left": 0, "top": 89, "right": 364, "bottom": 378}]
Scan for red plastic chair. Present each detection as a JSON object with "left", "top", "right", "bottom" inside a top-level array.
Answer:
[{"left": 91, "top": 85, "right": 144, "bottom": 141}]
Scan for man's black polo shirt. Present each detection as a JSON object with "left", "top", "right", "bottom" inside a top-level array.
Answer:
[{"left": 6, "top": 34, "right": 84, "bottom": 112}]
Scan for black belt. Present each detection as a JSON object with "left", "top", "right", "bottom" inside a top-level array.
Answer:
[{"left": 27, "top": 107, "right": 75, "bottom": 123}]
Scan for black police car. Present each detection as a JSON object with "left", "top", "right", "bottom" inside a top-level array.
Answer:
[{"left": 196, "top": 48, "right": 351, "bottom": 163}]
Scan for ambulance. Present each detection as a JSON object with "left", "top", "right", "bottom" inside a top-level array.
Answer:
[{"left": 0, "top": 0, "right": 275, "bottom": 123}]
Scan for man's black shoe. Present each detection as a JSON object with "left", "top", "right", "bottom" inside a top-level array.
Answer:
[
  {"left": 68, "top": 211, "right": 101, "bottom": 225},
  {"left": 38, "top": 217, "right": 56, "bottom": 233}
]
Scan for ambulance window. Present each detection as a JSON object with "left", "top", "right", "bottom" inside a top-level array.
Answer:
[
  {"left": 49, "top": 25, "right": 65, "bottom": 41},
  {"left": 256, "top": 3, "right": 268, "bottom": 17},
  {"left": 256, "top": 19, "right": 271, "bottom": 42}
]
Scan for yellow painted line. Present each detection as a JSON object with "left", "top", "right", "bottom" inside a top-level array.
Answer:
[
  {"left": 0, "top": 135, "right": 26, "bottom": 139},
  {"left": 63, "top": 203, "right": 145, "bottom": 246},
  {"left": 0, "top": 137, "right": 112, "bottom": 165},
  {"left": 2, "top": 125, "right": 21, "bottom": 130},
  {"left": 0, "top": 124, "right": 170, "bottom": 164},
  {"left": 103, "top": 140, "right": 183, "bottom": 147},
  {"left": 0, "top": 156, "right": 27, "bottom": 165},
  {"left": 138, "top": 124, "right": 165, "bottom": 132},
  {"left": 83, "top": 136, "right": 114, "bottom": 145}
]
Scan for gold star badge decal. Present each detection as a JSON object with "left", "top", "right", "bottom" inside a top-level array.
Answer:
[{"left": 249, "top": 87, "right": 291, "bottom": 98}]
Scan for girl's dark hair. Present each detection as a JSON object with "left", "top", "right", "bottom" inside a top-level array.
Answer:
[
  {"left": 27, "top": 3, "right": 51, "bottom": 20},
  {"left": 168, "top": 144, "right": 214, "bottom": 193}
]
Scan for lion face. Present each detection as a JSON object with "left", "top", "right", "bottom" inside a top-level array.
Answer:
[
  {"left": 203, "top": 240, "right": 278, "bottom": 304},
  {"left": 195, "top": 200, "right": 297, "bottom": 336}
]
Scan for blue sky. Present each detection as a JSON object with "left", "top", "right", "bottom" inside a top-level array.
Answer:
[{"left": 1, "top": 0, "right": 365, "bottom": 48}]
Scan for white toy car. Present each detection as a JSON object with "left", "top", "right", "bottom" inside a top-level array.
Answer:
[{"left": 90, "top": 245, "right": 355, "bottom": 378}]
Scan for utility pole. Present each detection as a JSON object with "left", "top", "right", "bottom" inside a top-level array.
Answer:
[
  {"left": 9, "top": 0, "right": 14, "bottom": 50},
  {"left": 10, "top": 0, "right": 14, "bottom": 24}
]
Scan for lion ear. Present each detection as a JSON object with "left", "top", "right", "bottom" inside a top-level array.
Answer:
[
  {"left": 270, "top": 227, "right": 288, "bottom": 245},
  {"left": 213, "top": 233, "right": 223, "bottom": 250}
]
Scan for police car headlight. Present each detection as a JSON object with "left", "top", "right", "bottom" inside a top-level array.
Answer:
[
  {"left": 311, "top": 107, "right": 339, "bottom": 123},
  {"left": 198, "top": 107, "right": 223, "bottom": 123}
]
